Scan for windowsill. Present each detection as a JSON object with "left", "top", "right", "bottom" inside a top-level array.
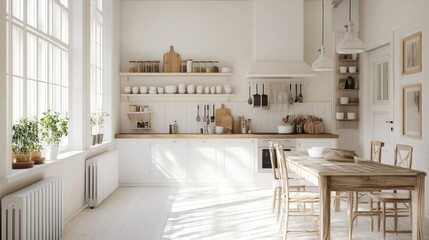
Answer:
[
  {"left": 1, "top": 151, "right": 85, "bottom": 184},
  {"left": 1, "top": 141, "right": 114, "bottom": 184}
]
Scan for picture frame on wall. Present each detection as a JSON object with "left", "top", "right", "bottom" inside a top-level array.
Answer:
[
  {"left": 402, "top": 83, "right": 422, "bottom": 138},
  {"left": 402, "top": 32, "right": 422, "bottom": 75}
]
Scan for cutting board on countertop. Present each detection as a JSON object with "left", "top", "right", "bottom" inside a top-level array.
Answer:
[
  {"left": 221, "top": 115, "right": 233, "bottom": 133},
  {"left": 163, "top": 45, "right": 181, "bottom": 72},
  {"left": 215, "top": 104, "right": 230, "bottom": 126}
]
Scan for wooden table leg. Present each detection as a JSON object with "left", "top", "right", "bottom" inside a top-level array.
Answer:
[
  {"left": 412, "top": 174, "right": 425, "bottom": 240},
  {"left": 348, "top": 192, "right": 353, "bottom": 240},
  {"left": 320, "top": 176, "right": 331, "bottom": 240}
]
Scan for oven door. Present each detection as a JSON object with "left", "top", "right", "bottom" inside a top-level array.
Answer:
[{"left": 257, "top": 146, "right": 295, "bottom": 173}]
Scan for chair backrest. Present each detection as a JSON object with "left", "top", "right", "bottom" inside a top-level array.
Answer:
[
  {"left": 370, "top": 141, "right": 385, "bottom": 163},
  {"left": 275, "top": 143, "right": 290, "bottom": 198},
  {"left": 394, "top": 144, "right": 413, "bottom": 169},
  {"left": 268, "top": 141, "right": 279, "bottom": 180}
]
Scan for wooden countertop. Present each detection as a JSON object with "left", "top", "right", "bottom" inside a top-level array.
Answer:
[{"left": 115, "top": 133, "right": 338, "bottom": 139}]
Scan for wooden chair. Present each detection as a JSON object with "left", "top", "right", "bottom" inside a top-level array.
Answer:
[
  {"left": 349, "top": 140, "right": 385, "bottom": 239},
  {"left": 369, "top": 144, "right": 413, "bottom": 240},
  {"left": 275, "top": 143, "right": 319, "bottom": 240},
  {"left": 268, "top": 141, "right": 305, "bottom": 221}
]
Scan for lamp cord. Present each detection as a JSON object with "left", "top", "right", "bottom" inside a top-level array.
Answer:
[
  {"left": 321, "top": 0, "right": 325, "bottom": 47},
  {"left": 349, "top": 0, "right": 352, "bottom": 22}
]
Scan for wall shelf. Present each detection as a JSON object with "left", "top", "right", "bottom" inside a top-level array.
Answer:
[
  {"left": 121, "top": 93, "right": 234, "bottom": 102},
  {"left": 120, "top": 72, "right": 233, "bottom": 77},
  {"left": 336, "top": 53, "right": 359, "bottom": 130}
]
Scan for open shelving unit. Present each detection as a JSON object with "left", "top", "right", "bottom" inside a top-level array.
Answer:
[{"left": 335, "top": 54, "right": 359, "bottom": 129}]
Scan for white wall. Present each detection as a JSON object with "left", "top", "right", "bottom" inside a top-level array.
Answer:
[
  {"left": 360, "top": 0, "right": 429, "bottom": 215},
  {"left": 119, "top": 0, "right": 334, "bottom": 133}
]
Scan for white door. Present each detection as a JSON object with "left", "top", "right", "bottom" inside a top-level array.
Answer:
[
  {"left": 150, "top": 140, "right": 187, "bottom": 182},
  {"left": 368, "top": 45, "right": 394, "bottom": 164},
  {"left": 188, "top": 140, "right": 221, "bottom": 182}
]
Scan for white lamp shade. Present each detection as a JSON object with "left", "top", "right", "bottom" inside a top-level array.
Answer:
[
  {"left": 312, "top": 48, "right": 333, "bottom": 71},
  {"left": 336, "top": 31, "right": 365, "bottom": 54}
]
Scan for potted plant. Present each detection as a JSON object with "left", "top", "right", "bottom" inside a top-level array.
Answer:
[
  {"left": 90, "top": 112, "right": 98, "bottom": 146},
  {"left": 12, "top": 117, "right": 33, "bottom": 162},
  {"left": 27, "top": 117, "right": 43, "bottom": 159},
  {"left": 96, "top": 110, "right": 109, "bottom": 144},
  {"left": 40, "top": 110, "right": 69, "bottom": 160}
]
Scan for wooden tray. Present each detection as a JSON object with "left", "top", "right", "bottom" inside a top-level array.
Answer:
[
  {"left": 32, "top": 157, "right": 46, "bottom": 165},
  {"left": 12, "top": 161, "right": 35, "bottom": 169}
]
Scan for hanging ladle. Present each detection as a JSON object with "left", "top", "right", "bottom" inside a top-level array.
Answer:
[
  {"left": 196, "top": 105, "right": 201, "bottom": 122},
  {"left": 247, "top": 85, "right": 253, "bottom": 105}
]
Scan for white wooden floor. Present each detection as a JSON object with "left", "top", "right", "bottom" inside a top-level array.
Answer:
[{"left": 62, "top": 187, "right": 429, "bottom": 240}]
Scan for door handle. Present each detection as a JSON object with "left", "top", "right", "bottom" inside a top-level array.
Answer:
[{"left": 385, "top": 121, "right": 394, "bottom": 124}]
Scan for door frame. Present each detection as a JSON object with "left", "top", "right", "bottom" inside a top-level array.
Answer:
[{"left": 361, "top": 32, "right": 395, "bottom": 159}]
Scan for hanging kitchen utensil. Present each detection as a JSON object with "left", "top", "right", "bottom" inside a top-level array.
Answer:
[
  {"left": 294, "top": 84, "right": 299, "bottom": 102},
  {"left": 203, "top": 105, "right": 207, "bottom": 122},
  {"left": 211, "top": 104, "right": 215, "bottom": 122},
  {"left": 196, "top": 105, "right": 201, "bottom": 122},
  {"left": 247, "top": 85, "right": 253, "bottom": 105},
  {"left": 162, "top": 45, "right": 181, "bottom": 72},
  {"left": 253, "top": 83, "right": 261, "bottom": 107},
  {"left": 299, "top": 84, "right": 303, "bottom": 103},
  {"left": 261, "top": 83, "right": 268, "bottom": 109},
  {"left": 206, "top": 105, "right": 210, "bottom": 125},
  {"left": 288, "top": 83, "right": 294, "bottom": 105}
]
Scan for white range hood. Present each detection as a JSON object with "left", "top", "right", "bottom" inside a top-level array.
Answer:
[{"left": 246, "top": 0, "right": 316, "bottom": 79}]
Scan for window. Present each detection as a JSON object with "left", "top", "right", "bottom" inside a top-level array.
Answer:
[
  {"left": 7, "top": 0, "right": 70, "bottom": 147},
  {"left": 90, "top": 0, "right": 104, "bottom": 130}
]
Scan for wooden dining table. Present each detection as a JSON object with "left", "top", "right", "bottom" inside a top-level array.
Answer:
[{"left": 284, "top": 152, "right": 426, "bottom": 240}]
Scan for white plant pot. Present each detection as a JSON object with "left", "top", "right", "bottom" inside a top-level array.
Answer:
[{"left": 45, "top": 145, "right": 59, "bottom": 160}]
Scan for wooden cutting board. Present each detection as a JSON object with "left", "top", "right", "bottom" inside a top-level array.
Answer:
[
  {"left": 221, "top": 115, "right": 233, "bottom": 133},
  {"left": 163, "top": 45, "right": 181, "bottom": 72},
  {"left": 215, "top": 104, "right": 230, "bottom": 126}
]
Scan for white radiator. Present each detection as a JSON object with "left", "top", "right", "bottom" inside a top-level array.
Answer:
[
  {"left": 1, "top": 176, "right": 63, "bottom": 240},
  {"left": 86, "top": 150, "right": 118, "bottom": 208}
]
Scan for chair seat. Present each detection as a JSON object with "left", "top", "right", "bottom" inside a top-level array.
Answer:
[
  {"left": 289, "top": 191, "right": 319, "bottom": 203},
  {"left": 369, "top": 192, "right": 410, "bottom": 202},
  {"left": 273, "top": 179, "right": 306, "bottom": 191}
]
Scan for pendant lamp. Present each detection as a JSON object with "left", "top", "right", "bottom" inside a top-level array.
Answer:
[
  {"left": 336, "top": 0, "right": 365, "bottom": 54},
  {"left": 312, "top": 0, "right": 333, "bottom": 71}
]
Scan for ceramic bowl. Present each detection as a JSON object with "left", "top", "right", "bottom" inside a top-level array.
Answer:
[
  {"left": 340, "top": 97, "right": 349, "bottom": 105},
  {"left": 336, "top": 112, "right": 344, "bottom": 120},
  {"left": 349, "top": 66, "right": 357, "bottom": 73},
  {"left": 347, "top": 112, "right": 356, "bottom": 120},
  {"left": 124, "top": 86, "right": 132, "bottom": 94},
  {"left": 215, "top": 126, "right": 224, "bottom": 134},
  {"left": 339, "top": 66, "right": 347, "bottom": 73},
  {"left": 132, "top": 87, "right": 139, "bottom": 94}
]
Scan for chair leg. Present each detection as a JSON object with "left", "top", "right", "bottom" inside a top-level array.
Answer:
[
  {"left": 353, "top": 192, "right": 358, "bottom": 226},
  {"left": 279, "top": 203, "right": 284, "bottom": 233},
  {"left": 277, "top": 188, "right": 282, "bottom": 221},
  {"left": 382, "top": 202, "right": 386, "bottom": 240},
  {"left": 283, "top": 200, "right": 290, "bottom": 240},
  {"left": 348, "top": 192, "right": 354, "bottom": 240},
  {"left": 273, "top": 187, "right": 277, "bottom": 212},
  {"left": 377, "top": 201, "right": 381, "bottom": 232},
  {"left": 369, "top": 197, "right": 374, "bottom": 232}
]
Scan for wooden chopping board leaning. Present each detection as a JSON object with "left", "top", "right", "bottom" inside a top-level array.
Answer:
[
  {"left": 215, "top": 104, "right": 232, "bottom": 133},
  {"left": 163, "top": 45, "right": 181, "bottom": 72}
]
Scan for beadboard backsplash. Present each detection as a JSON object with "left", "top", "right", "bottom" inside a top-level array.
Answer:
[{"left": 120, "top": 101, "right": 332, "bottom": 134}]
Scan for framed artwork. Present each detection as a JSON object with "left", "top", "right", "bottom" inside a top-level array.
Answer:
[
  {"left": 402, "top": 84, "right": 422, "bottom": 138},
  {"left": 402, "top": 32, "right": 422, "bottom": 75}
]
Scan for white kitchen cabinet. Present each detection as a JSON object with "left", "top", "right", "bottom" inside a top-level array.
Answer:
[
  {"left": 188, "top": 140, "right": 221, "bottom": 182},
  {"left": 150, "top": 140, "right": 187, "bottom": 183},
  {"left": 116, "top": 139, "right": 151, "bottom": 184},
  {"left": 223, "top": 139, "right": 255, "bottom": 182},
  {"left": 296, "top": 138, "right": 338, "bottom": 151}
]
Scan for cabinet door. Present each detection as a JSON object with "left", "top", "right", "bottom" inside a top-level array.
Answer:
[
  {"left": 223, "top": 140, "right": 255, "bottom": 182},
  {"left": 150, "top": 140, "right": 187, "bottom": 182},
  {"left": 296, "top": 139, "right": 338, "bottom": 151},
  {"left": 116, "top": 139, "right": 151, "bottom": 184},
  {"left": 188, "top": 140, "right": 221, "bottom": 182}
]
